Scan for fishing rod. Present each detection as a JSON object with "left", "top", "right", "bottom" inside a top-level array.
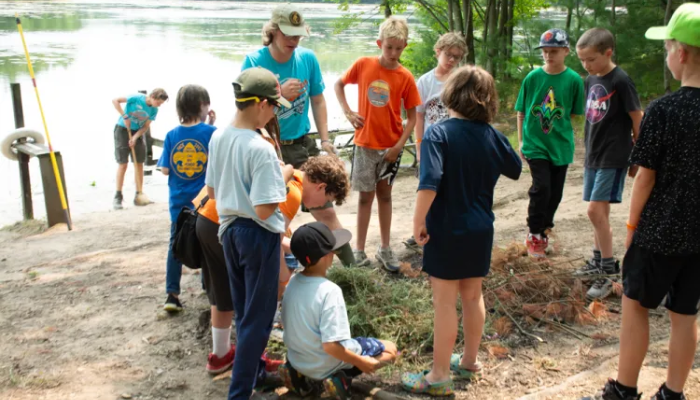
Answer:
[{"left": 15, "top": 14, "right": 73, "bottom": 230}]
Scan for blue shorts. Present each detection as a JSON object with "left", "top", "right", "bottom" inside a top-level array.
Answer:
[{"left": 583, "top": 168, "right": 627, "bottom": 203}]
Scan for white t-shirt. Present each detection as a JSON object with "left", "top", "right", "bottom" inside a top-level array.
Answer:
[
  {"left": 205, "top": 126, "right": 287, "bottom": 238},
  {"left": 281, "top": 274, "right": 362, "bottom": 380},
  {"left": 416, "top": 68, "right": 449, "bottom": 134}
]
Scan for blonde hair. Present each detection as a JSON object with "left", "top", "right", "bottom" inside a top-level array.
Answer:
[
  {"left": 670, "top": 40, "right": 700, "bottom": 59},
  {"left": 378, "top": 16, "right": 409, "bottom": 42},
  {"left": 262, "top": 21, "right": 279, "bottom": 46},
  {"left": 441, "top": 65, "right": 499, "bottom": 123},
  {"left": 434, "top": 32, "right": 468, "bottom": 57}
]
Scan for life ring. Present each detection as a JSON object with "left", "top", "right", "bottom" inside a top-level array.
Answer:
[{"left": 1, "top": 128, "right": 45, "bottom": 161}]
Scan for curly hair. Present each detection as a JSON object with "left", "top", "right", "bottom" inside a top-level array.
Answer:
[{"left": 300, "top": 155, "right": 350, "bottom": 206}]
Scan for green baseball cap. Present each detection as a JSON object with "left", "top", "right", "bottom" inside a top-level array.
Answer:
[
  {"left": 645, "top": 2, "right": 700, "bottom": 47},
  {"left": 233, "top": 67, "right": 291, "bottom": 109},
  {"left": 271, "top": 4, "right": 309, "bottom": 37}
]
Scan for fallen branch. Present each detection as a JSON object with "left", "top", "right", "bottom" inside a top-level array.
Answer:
[
  {"left": 352, "top": 381, "right": 410, "bottom": 400},
  {"left": 495, "top": 298, "right": 544, "bottom": 343}
]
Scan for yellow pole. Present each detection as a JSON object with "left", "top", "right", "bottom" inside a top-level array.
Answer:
[{"left": 15, "top": 14, "right": 72, "bottom": 230}]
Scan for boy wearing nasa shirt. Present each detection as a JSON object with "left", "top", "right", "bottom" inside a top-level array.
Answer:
[{"left": 575, "top": 28, "right": 643, "bottom": 300}]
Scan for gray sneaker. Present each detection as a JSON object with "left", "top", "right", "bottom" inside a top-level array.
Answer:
[
  {"left": 353, "top": 250, "right": 371, "bottom": 267},
  {"left": 574, "top": 259, "right": 601, "bottom": 278},
  {"left": 113, "top": 195, "right": 123, "bottom": 210},
  {"left": 376, "top": 246, "right": 400, "bottom": 273},
  {"left": 587, "top": 278, "right": 614, "bottom": 300}
]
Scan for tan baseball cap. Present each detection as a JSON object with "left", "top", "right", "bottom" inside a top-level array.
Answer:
[
  {"left": 271, "top": 4, "right": 310, "bottom": 37},
  {"left": 233, "top": 67, "right": 291, "bottom": 109}
]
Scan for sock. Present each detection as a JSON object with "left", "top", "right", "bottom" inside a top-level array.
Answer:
[
  {"left": 532, "top": 233, "right": 542, "bottom": 240},
  {"left": 593, "top": 249, "right": 602, "bottom": 265},
  {"left": 334, "top": 242, "right": 355, "bottom": 267},
  {"left": 659, "top": 383, "right": 683, "bottom": 400},
  {"left": 115, "top": 191, "right": 123, "bottom": 198},
  {"left": 212, "top": 326, "right": 231, "bottom": 358},
  {"left": 613, "top": 380, "right": 638, "bottom": 398},
  {"left": 601, "top": 257, "right": 617, "bottom": 274}
]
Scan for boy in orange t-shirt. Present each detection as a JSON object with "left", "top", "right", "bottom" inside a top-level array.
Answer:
[{"left": 335, "top": 16, "right": 421, "bottom": 272}]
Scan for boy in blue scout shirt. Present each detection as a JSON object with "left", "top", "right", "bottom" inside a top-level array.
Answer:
[
  {"left": 111, "top": 88, "right": 168, "bottom": 210},
  {"left": 157, "top": 84, "right": 216, "bottom": 313}
]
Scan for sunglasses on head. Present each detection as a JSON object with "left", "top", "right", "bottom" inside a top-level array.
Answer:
[{"left": 235, "top": 96, "right": 280, "bottom": 112}]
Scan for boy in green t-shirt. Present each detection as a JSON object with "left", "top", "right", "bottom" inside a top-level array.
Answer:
[{"left": 515, "top": 28, "right": 585, "bottom": 259}]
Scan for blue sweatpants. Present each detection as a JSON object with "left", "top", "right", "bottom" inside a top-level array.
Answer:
[{"left": 222, "top": 218, "right": 280, "bottom": 400}]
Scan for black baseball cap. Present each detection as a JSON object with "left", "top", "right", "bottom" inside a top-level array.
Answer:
[
  {"left": 290, "top": 222, "right": 352, "bottom": 267},
  {"left": 535, "top": 28, "right": 570, "bottom": 49}
]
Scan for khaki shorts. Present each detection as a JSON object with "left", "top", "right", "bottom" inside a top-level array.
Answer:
[
  {"left": 280, "top": 134, "right": 320, "bottom": 168},
  {"left": 352, "top": 146, "right": 403, "bottom": 192},
  {"left": 114, "top": 125, "right": 146, "bottom": 164}
]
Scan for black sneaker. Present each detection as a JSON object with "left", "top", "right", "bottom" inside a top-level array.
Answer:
[
  {"left": 163, "top": 294, "right": 183, "bottom": 313},
  {"left": 651, "top": 384, "right": 686, "bottom": 400},
  {"left": 113, "top": 194, "right": 124, "bottom": 210},
  {"left": 581, "top": 379, "right": 641, "bottom": 400}
]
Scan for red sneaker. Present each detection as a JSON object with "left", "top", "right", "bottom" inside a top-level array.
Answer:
[
  {"left": 206, "top": 346, "right": 235, "bottom": 375},
  {"left": 526, "top": 234, "right": 547, "bottom": 259},
  {"left": 262, "top": 352, "right": 283, "bottom": 372}
]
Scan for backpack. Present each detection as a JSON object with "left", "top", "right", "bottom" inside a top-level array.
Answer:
[{"left": 171, "top": 196, "right": 208, "bottom": 269}]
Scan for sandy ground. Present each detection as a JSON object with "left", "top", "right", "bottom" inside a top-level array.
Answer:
[{"left": 1, "top": 145, "right": 699, "bottom": 400}]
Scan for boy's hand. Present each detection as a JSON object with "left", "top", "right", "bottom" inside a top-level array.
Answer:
[
  {"left": 345, "top": 111, "right": 365, "bottom": 129},
  {"left": 383, "top": 146, "right": 401, "bottom": 163},
  {"left": 207, "top": 110, "right": 216, "bottom": 125},
  {"left": 358, "top": 356, "right": 381, "bottom": 374},
  {"left": 413, "top": 220, "right": 430, "bottom": 246},
  {"left": 519, "top": 143, "right": 526, "bottom": 161},
  {"left": 628, "top": 165, "right": 639, "bottom": 178},
  {"left": 128, "top": 137, "right": 137, "bottom": 148},
  {"left": 281, "top": 79, "right": 303, "bottom": 100},
  {"left": 321, "top": 141, "right": 337, "bottom": 155}
]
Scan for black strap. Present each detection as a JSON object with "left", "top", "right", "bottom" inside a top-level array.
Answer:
[{"left": 196, "top": 195, "right": 210, "bottom": 211}]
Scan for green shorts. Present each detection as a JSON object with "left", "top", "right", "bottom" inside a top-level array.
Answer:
[{"left": 280, "top": 134, "right": 320, "bottom": 168}]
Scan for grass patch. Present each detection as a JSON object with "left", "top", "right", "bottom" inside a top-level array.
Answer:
[{"left": 1, "top": 219, "right": 47, "bottom": 236}]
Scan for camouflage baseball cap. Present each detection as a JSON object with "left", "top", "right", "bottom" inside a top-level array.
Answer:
[
  {"left": 535, "top": 28, "right": 570, "bottom": 49},
  {"left": 645, "top": 3, "right": 700, "bottom": 47},
  {"left": 233, "top": 67, "right": 291, "bottom": 109},
  {"left": 271, "top": 4, "right": 310, "bottom": 37}
]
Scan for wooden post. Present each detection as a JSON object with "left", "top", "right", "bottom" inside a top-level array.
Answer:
[{"left": 11, "top": 83, "right": 33, "bottom": 221}]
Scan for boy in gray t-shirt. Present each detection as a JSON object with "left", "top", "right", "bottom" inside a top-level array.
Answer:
[{"left": 280, "top": 222, "right": 397, "bottom": 399}]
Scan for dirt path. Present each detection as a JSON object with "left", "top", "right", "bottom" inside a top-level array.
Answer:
[{"left": 1, "top": 147, "right": 698, "bottom": 400}]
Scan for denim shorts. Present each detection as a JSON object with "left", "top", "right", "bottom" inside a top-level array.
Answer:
[{"left": 583, "top": 167, "right": 627, "bottom": 203}]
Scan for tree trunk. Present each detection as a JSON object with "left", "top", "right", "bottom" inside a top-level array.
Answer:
[
  {"left": 454, "top": 0, "right": 464, "bottom": 34},
  {"left": 485, "top": 0, "right": 499, "bottom": 75},
  {"left": 498, "top": 0, "right": 509, "bottom": 78},
  {"left": 383, "top": 0, "right": 392, "bottom": 18},
  {"left": 663, "top": 0, "right": 673, "bottom": 93},
  {"left": 566, "top": 6, "right": 573, "bottom": 32},
  {"left": 465, "top": 0, "right": 476, "bottom": 64},
  {"left": 611, "top": 0, "right": 616, "bottom": 25},
  {"left": 447, "top": 0, "right": 455, "bottom": 31}
]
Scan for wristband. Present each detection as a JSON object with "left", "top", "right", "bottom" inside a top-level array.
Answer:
[
  {"left": 416, "top": 139, "right": 422, "bottom": 144},
  {"left": 321, "top": 139, "right": 331, "bottom": 144},
  {"left": 122, "top": 114, "right": 128, "bottom": 119},
  {"left": 626, "top": 222, "right": 637, "bottom": 231}
]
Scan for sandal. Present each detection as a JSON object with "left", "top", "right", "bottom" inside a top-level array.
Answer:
[
  {"left": 401, "top": 370, "right": 454, "bottom": 396},
  {"left": 450, "top": 354, "right": 482, "bottom": 380}
]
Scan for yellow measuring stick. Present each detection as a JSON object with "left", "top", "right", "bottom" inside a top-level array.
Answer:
[{"left": 15, "top": 14, "right": 73, "bottom": 230}]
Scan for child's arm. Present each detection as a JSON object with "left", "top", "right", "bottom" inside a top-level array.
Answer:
[
  {"left": 384, "top": 107, "right": 416, "bottom": 163},
  {"left": 334, "top": 78, "right": 365, "bottom": 129},
  {"left": 415, "top": 112, "right": 425, "bottom": 162},
  {"left": 413, "top": 190, "right": 437, "bottom": 246},
  {"left": 516, "top": 112, "right": 525, "bottom": 160},
  {"left": 128, "top": 120, "right": 152, "bottom": 147},
  {"left": 310, "top": 94, "right": 336, "bottom": 154},
  {"left": 629, "top": 111, "right": 644, "bottom": 143},
  {"left": 322, "top": 342, "right": 381, "bottom": 374},
  {"left": 281, "top": 164, "right": 294, "bottom": 183},
  {"left": 112, "top": 96, "right": 129, "bottom": 128},
  {"left": 626, "top": 167, "right": 655, "bottom": 248},
  {"left": 207, "top": 185, "right": 215, "bottom": 201}
]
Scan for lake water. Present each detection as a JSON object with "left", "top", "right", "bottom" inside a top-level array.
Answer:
[{"left": 0, "top": 0, "right": 406, "bottom": 226}]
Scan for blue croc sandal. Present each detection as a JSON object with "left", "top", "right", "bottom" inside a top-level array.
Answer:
[
  {"left": 401, "top": 370, "right": 454, "bottom": 396},
  {"left": 450, "top": 354, "right": 483, "bottom": 380}
]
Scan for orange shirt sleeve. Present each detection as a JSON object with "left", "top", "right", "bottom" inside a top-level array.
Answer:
[
  {"left": 279, "top": 170, "right": 303, "bottom": 222},
  {"left": 341, "top": 58, "right": 363, "bottom": 85},
  {"left": 402, "top": 71, "right": 422, "bottom": 110}
]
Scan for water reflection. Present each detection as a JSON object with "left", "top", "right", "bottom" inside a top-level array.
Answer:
[{"left": 0, "top": 1, "right": 384, "bottom": 225}]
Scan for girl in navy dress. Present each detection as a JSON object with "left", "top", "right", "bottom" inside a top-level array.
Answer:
[{"left": 402, "top": 65, "right": 522, "bottom": 396}]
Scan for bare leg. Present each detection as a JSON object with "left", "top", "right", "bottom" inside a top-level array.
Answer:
[
  {"left": 616, "top": 295, "right": 649, "bottom": 388},
  {"left": 311, "top": 207, "right": 342, "bottom": 230},
  {"left": 459, "top": 278, "right": 485, "bottom": 369},
  {"left": 666, "top": 310, "right": 698, "bottom": 392},
  {"left": 356, "top": 191, "right": 375, "bottom": 251},
  {"left": 211, "top": 306, "right": 234, "bottom": 330},
  {"left": 587, "top": 201, "right": 613, "bottom": 258},
  {"left": 116, "top": 163, "right": 128, "bottom": 192},
  {"left": 375, "top": 180, "right": 393, "bottom": 249},
  {"left": 426, "top": 277, "right": 460, "bottom": 383}
]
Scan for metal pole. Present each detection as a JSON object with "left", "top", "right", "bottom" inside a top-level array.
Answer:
[{"left": 11, "top": 83, "right": 33, "bottom": 220}]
